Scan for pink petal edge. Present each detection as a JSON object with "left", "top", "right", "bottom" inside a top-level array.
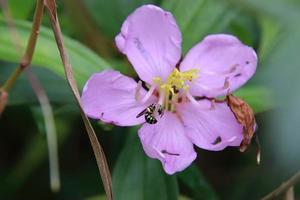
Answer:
[
  {"left": 115, "top": 5, "right": 182, "bottom": 84},
  {"left": 180, "top": 34, "right": 257, "bottom": 97},
  {"left": 81, "top": 70, "right": 156, "bottom": 126},
  {"left": 178, "top": 100, "right": 243, "bottom": 151},
  {"left": 138, "top": 112, "right": 196, "bottom": 174}
]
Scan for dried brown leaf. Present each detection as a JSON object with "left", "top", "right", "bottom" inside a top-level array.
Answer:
[{"left": 226, "top": 94, "right": 256, "bottom": 152}]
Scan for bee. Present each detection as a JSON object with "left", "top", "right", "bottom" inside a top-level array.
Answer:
[{"left": 136, "top": 103, "right": 164, "bottom": 124}]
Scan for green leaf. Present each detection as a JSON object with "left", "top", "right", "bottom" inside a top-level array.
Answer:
[
  {"left": 113, "top": 130, "right": 178, "bottom": 200},
  {"left": 86, "top": 195, "right": 106, "bottom": 200},
  {"left": 31, "top": 106, "right": 47, "bottom": 134},
  {"left": 0, "top": 63, "right": 74, "bottom": 104},
  {"left": 83, "top": 0, "right": 159, "bottom": 38},
  {"left": 226, "top": 13, "right": 259, "bottom": 47},
  {"left": 7, "top": 0, "right": 36, "bottom": 19},
  {"left": 231, "top": 0, "right": 300, "bottom": 23},
  {"left": 160, "top": 1, "right": 274, "bottom": 114},
  {"left": 178, "top": 164, "right": 218, "bottom": 200},
  {"left": 162, "top": 0, "right": 236, "bottom": 53},
  {"left": 257, "top": 17, "right": 281, "bottom": 63},
  {"left": 234, "top": 86, "right": 274, "bottom": 113},
  {"left": 0, "top": 17, "right": 111, "bottom": 87},
  {"left": 179, "top": 196, "right": 192, "bottom": 200},
  {"left": 0, "top": 114, "right": 71, "bottom": 198}
]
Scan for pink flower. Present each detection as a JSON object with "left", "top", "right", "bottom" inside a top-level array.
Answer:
[{"left": 81, "top": 5, "right": 257, "bottom": 174}]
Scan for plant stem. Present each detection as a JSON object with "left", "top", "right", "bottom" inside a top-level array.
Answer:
[
  {"left": 1, "top": 67, "right": 22, "bottom": 91},
  {"left": 0, "top": 89, "right": 8, "bottom": 115},
  {"left": 44, "top": 1, "right": 113, "bottom": 199},
  {"left": 0, "top": 0, "right": 44, "bottom": 92},
  {"left": 1, "top": 0, "right": 61, "bottom": 192},
  {"left": 284, "top": 187, "right": 294, "bottom": 200},
  {"left": 262, "top": 170, "right": 300, "bottom": 200}
]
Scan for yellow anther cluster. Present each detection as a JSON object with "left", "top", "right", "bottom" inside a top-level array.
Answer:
[{"left": 153, "top": 68, "right": 199, "bottom": 111}]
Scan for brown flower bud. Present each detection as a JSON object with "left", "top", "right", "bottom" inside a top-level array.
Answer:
[
  {"left": 0, "top": 89, "right": 8, "bottom": 116},
  {"left": 226, "top": 94, "right": 256, "bottom": 152}
]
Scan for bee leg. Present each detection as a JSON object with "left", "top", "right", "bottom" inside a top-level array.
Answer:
[
  {"left": 138, "top": 85, "right": 156, "bottom": 104},
  {"left": 136, "top": 107, "right": 147, "bottom": 118},
  {"left": 160, "top": 109, "right": 164, "bottom": 118},
  {"left": 154, "top": 104, "right": 164, "bottom": 116}
]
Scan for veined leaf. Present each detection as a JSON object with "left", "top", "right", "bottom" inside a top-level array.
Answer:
[
  {"left": 83, "top": 0, "right": 159, "bottom": 38},
  {"left": 258, "top": 17, "right": 282, "bottom": 63},
  {"left": 231, "top": 0, "right": 300, "bottom": 23},
  {"left": 162, "top": 0, "right": 236, "bottom": 53},
  {"left": 161, "top": 0, "right": 274, "bottom": 114},
  {"left": 0, "top": 17, "right": 110, "bottom": 87},
  {"left": 85, "top": 195, "right": 106, "bottom": 200},
  {"left": 43, "top": 1, "right": 113, "bottom": 198},
  {"left": 0, "top": 11, "right": 273, "bottom": 114},
  {"left": 7, "top": 0, "right": 36, "bottom": 19},
  {"left": 178, "top": 164, "right": 218, "bottom": 200},
  {"left": 113, "top": 130, "right": 178, "bottom": 200},
  {"left": 0, "top": 63, "right": 73, "bottom": 104}
]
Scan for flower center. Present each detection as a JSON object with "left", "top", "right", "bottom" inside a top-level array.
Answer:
[{"left": 153, "top": 68, "right": 199, "bottom": 111}]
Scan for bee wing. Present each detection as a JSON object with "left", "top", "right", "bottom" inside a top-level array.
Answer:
[{"left": 136, "top": 108, "right": 147, "bottom": 118}]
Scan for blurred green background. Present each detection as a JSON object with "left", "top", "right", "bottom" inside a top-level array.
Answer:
[{"left": 0, "top": 0, "right": 300, "bottom": 199}]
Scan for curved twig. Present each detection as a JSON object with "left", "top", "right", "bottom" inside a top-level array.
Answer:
[
  {"left": 262, "top": 170, "right": 300, "bottom": 200},
  {"left": 44, "top": 0, "right": 113, "bottom": 199}
]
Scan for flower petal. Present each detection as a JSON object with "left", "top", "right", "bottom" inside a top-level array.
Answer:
[
  {"left": 180, "top": 34, "right": 257, "bottom": 97},
  {"left": 138, "top": 112, "right": 196, "bottom": 175},
  {"left": 178, "top": 100, "right": 243, "bottom": 151},
  {"left": 81, "top": 70, "right": 156, "bottom": 126},
  {"left": 115, "top": 5, "right": 182, "bottom": 84}
]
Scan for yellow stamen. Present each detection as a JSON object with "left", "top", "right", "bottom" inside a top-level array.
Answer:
[{"left": 153, "top": 68, "right": 199, "bottom": 111}]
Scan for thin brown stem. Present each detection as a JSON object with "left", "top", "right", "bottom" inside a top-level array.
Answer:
[
  {"left": 1, "top": 67, "right": 23, "bottom": 92},
  {"left": 262, "top": 171, "right": 300, "bottom": 200},
  {"left": 284, "top": 187, "right": 294, "bottom": 200},
  {"left": 1, "top": 0, "right": 61, "bottom": 192},
  {"left": 0, "top": 89, "right": 8, "bottom": 115},
  {"left": 44, "top": 1, "right": 113, "bottom": 199},
  {"left": 0, "top": 0, "right": 44, "bottom": 92}
]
